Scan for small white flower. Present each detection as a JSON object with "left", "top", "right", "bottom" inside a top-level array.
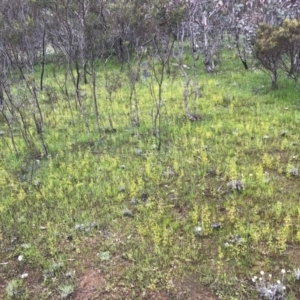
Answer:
[
  {"left": 252, "top": 277, "right": 256, "bottom": 282},
  {"left": 277, "top": 280, "right": 281, "bottom": 284},
  {"left": 18, "top": 255, "right": 23, "bottom": 261},
  {"left": 269, "top": 274, "right": 272, "bottom": 278},
  {"left": 259, "top": 277, "right": 263, "bottom": 281},
  {"left": 282, "top": 286, "right": 286, "bottom": 290},
  {"left": 21, "top": 273, "right": 28, "bottom": 279},
  {"left": 281, "top": 269, "right": 286, "bottom": 274}
]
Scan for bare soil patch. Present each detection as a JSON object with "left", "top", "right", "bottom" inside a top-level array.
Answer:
[
  {"left": 72, "top": 269, "right": 105, "bottom": 300},
  {"left": 174, "top": 278, "right": 218, "bottom": 300}
]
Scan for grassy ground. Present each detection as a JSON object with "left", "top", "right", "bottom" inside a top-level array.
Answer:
[{"left": 0, "top": 52, "right": 300, "bottom": 299}]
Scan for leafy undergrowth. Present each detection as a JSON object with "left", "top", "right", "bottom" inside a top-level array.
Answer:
[{"left": 1, "top": 54, "right": 300, "bottom": 299}]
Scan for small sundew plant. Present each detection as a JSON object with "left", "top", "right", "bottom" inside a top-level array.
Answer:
[
  {"left": 59, "top": 284, "right": 74, "bottom": 299},
  {"left": 252, "top": 269, "right": 287, "bottom": 300},
  {"left": 5, "top": 279, "right": 27, "bottom": 299},
  {"left": 43, "top": 261, "right": 64, "bottom": 279}
]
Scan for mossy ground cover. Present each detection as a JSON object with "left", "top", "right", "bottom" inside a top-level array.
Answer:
[{"left": 0, "top": 52, "right": 300, "bottom": 299}]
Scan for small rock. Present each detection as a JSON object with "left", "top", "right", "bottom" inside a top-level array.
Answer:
[
  {"left": 281, "top": 131, "right": 287, "bottom": 136},
  {"left": 291, "top": 168, "right": 299, "bottom": 176},
  {"left": 67, "top": 235, "right": 73, "bottom": 241},
  {"left": 90, "top": 222, "right": 98, "bottom": 229},
  {"left": 211, "top": 222, "right": 222, "bottom": 230},
  {"left": 11, "top": 236, "right": 18, "bottom": 244},
  {"left": 227, "top": 180, "right": 243, "bottom": 191},
  {"left": 141, "top": 192, "right": 149, "bottom": 202},
  {"left": 65, "top": 271, "right": 74, "bottom": 279},
  {"left": 227, "top": 234, "right": 244, "bottom": 246},
  {"left": 119, "top": 186, "right": 126, "bottom": 192},
  {"left": 75, "top": 224, "right": 84, "bottom": 231},
  {"left": 122, "top": 209, "right": 133, "bottom": 218}
]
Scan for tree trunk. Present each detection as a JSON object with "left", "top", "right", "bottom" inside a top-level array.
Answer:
[
  {"left": 40, "top": 29, "right": 46, "bottom": 91},
  {"left": 271, "top": 70, "right": 278, "bottom": 89},
  {"left": 91, "top": 58, "right": 100, "bottom": 132},
  {"left": 0, "top": 85, "right": 4, "bottom": 110}
]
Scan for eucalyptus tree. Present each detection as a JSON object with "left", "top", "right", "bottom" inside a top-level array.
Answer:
[
  {"left": 277, "top": 18, "right": 300, "bottom": 91},
  {"left": 249, "top": 0, "right": 300, "bottom": 88},
  {"left": 254, "top": 23, "right": 282, "bottom": 89},
  {"left": 254, "top": 18, "right": 300, "bottom": 90}
]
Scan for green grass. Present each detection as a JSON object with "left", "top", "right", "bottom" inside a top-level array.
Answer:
[{"left": 0, "top": 51, "right": 300, "bottom": 299}]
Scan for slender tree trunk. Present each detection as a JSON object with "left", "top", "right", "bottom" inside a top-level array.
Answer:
[
  {"left": 271, "top": 70, "right": 278, "bottom": 89},
  {"left": 180, "top": 64, "right": 192, "bottom": 118},
  {"left": 151, "top": 36, "right": 174, "bottom": 149},
  {"left": 69, "top": 53, "right": 91, "bottom": 141},
  {"left": 91, "top": 58, "right": 100, "bottom": 132},
  {"left": 0, "top": 85, "right": 4, "bottom": 110},
  {"left": 0, "top": 105, "right": 19, "bottom": 156},
  {"left": 33, "top": 113, "right": 48, "bottom": 157},
  {"left": 127, "top": 65, "right": 140, "bottom": 127},
  {"left": 83, "top": 62, "right": 88, "bottom": 84},
  {"left": 64, "top": 68, "right": 69, "bottom": 98},
  {"left": 235, "top": 33, "right": 248, "bottom": 70},
  {"left": 40, "top": 29, "right": 46, "bottom": 91}
]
